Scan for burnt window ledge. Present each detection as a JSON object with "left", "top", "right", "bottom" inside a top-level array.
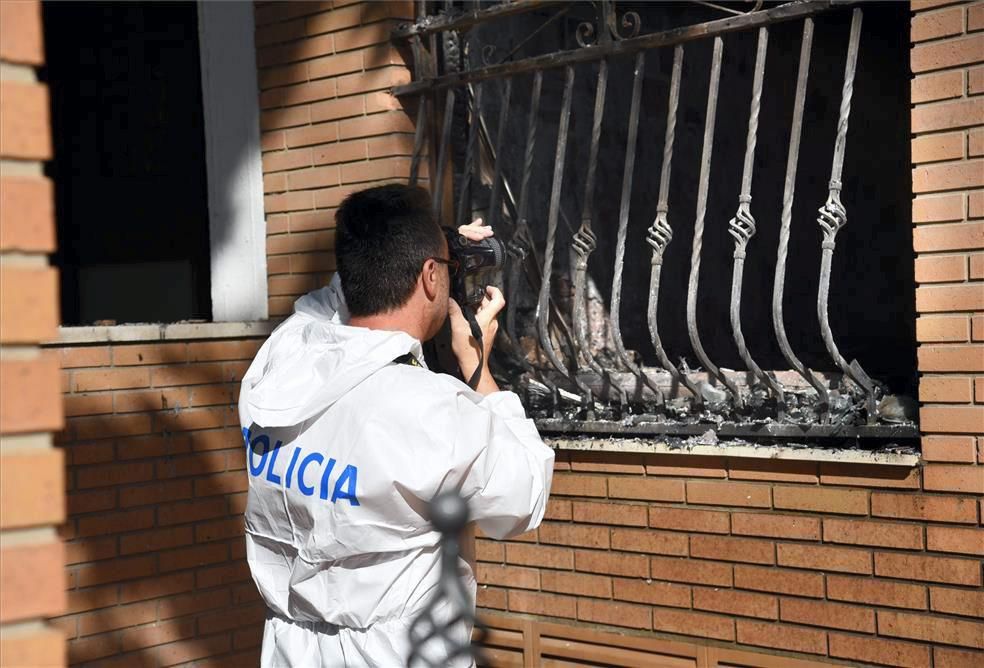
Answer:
[
  {"left": 46, "top": 321, "right": 277, "bottom": 346},
  {"left": 544, "top": 436, "right": 919, "bottom": 468}
]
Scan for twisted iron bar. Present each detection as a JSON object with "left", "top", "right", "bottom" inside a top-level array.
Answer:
[
  {"left": 407, "top": 492, "right": 486, "bottom": 667},
  {"left": 486, "top": 77, "right": 513, "bottom": 231},
  {"left": 455, "top": 82, "right": 482, "bottom": 230},
  {"left": 611, "top": 51, "right": 664, "bottom": 405},
  {"left": 816, "top": 8, "right": 877, "bottom": 422},
  {"left": 647, "top": 45, "right": 703, "bottom": 407},
  {"left": 686, "top": 36, "right": 743, "bottom": 408},
  {"left": 576, "top": 1, "right": 641, "bottom": 48},
  {"left": 728, "top": 26, "right": 786, "bottom": 413},
  {"left": 571, "top": 59, "right": 627, "bottom": 408},
  {"left": 432, "top": 88, "right": 457, "bottom": 223},
  {"left": 408, "top": 96, "right": 429, "bottom": 187},
  {"left": 536, "top": 66, "right": 580, "bottom": 391},
  {"left": 773, "top": 18, "right": 830, "bottom": 420}
]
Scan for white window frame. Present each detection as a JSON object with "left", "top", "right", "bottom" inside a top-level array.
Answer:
[{"left": 197, "top": 0, "right": 268, "bottom": 322}]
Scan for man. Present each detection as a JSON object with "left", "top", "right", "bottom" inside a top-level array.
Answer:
[{"left": 238, "top": 184, "right": 554, "bottom": 667}]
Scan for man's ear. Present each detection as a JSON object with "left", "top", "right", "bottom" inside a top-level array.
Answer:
[{"left": 420, "top": 258, "right": 440, "bottom": 301}]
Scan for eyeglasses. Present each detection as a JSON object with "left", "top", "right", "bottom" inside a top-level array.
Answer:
[{"left": 429, "top": 256, "right": 460, "bottom": 275}]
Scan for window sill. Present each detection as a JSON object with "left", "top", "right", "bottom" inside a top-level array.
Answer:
[
  {"left": 544, "top": 436, "right": 920, "bottom": 467},
  {"left": 44, "top": 321, "right": 279, "bottom": 346}
]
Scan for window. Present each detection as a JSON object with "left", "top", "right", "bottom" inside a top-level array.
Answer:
[
  {"left": 396, "top": 1, "right": 916, "bottom": 441},
  {"left": 44, "top": 1, "right": 266, "bottom": 326}
]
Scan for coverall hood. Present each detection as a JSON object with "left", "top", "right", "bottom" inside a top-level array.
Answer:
[{"left": 243, "top": 277, "right": 425, "bottom": 428}]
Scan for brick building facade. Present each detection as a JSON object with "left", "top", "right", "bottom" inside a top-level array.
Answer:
[{"left": 0, "top": 1, "right": 980, "bottom": 667}]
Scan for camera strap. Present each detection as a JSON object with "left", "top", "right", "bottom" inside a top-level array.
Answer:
[{"left": 463, "top": 306, "right": 484, "bottom": 391}]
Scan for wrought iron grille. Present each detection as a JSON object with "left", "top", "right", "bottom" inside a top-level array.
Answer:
[{"left": 393, "top": 1, "right": 918, "bottom": 444}]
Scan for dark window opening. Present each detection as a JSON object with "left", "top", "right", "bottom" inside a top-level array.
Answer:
[{"left": 44, "top": 1, "right": 212, "bottom": 326}]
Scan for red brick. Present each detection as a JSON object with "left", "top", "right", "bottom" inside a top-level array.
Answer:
[
  {"left": 504, "top": 543, "right": 573, "bottom": 570},
  {"left": 571, "top": 500, "right": 647, "bottom": 527},
  {"left": 0, "top": 176, "right": 55, "bottom": 251},
  {"left": 0, "top": 0, "right": 44, "bottom": 64},
  {"left": 577, "top": 598, "right": 651, "bottom": 630},
  {"left": 685, "top": 480, "right": 770, "bottom": 508},
  {"left": 972, "top": 66, "right": 984, "bottom": 96},
  {"left": 549, "top": 473, "right": 607, "bottom": 497},
  {"left": 651, "top": 556, "right": 732, "bottom": 587},
  {"left": 727, "top": 459, "right": 818, "bottom": 484},
  {"left": 119, "top": 526, "right": 194, "bottom": 555},
  {"left": 476, "top": 564, "right": 539, "bottom": 590},
  {"left": 77, "top": 508, "right": 155, "bottom": 538},
  {"left": 691, "top": 536, "right": 774, "bottom": 565},
  {"left": 63, "top": 394, "right": 113, "bottom": 418},
  {"left": 0, "top": 267, "right": 58, "bottom": 343},
  {"left": 920, "top": 346, "right": 984, "bottom": 372},
  {"left": 927, "top": 525, "right": 984, "bottom": 555},
  {"left": 829, "top": 633, "right": 931, "bottom": 668},
  {"left": 606, "top": 477, "right": 684, "bottom": 502},
  {"left": 158, "top": 497, "right": 228, "bottom": 525},
  {"left": 68, "top": 635, "right": 121, "bottom": 664},
  {"left": 773, "top": 486, "right": 868, "bottom": 515},
  {"left": 156, "top": 588, "right": 229, "bottom": 618},
  {"left": 0, "top": 448, "right": 64, "bottom": 529},
  {"left": 195, "top": 517, "right": 244, "bottom": 544},
  {"left": 823, "top": 518, "right": 924, "bottom": 550},
  {"left": 612, "top": 577, "right": 689, "bottom": 607},
  {"left": 921, "top": 376, "right": 976, "bottom": 403},
  {"left": 912, "top": 35, "right": 984, "bottom": 73},
  {"left": 913, "top": 193, "right": 966, "bottom": 224},
  {"left": 912, "top": 132, "right": 965, "bottom": 165},
  {"left": 306, "top": 51, "right": 364, "bottom": 81},
  {"left": 912, "top": 6, "right": 965, "bottom": 42},
  {"left": 78, "top": 600, "right": 156, "bottom": 636},
  {"left": 827, "top": 574, "right": 927, "bottom": 610},
  {"left": 931, "top": 585, "right": 984, "bottom": 618},
  {"left": 540, "top": 571, "right": 612, "bottom": 598},
  {"left": 119, "top": 480, "right": 193, "bottom": 508},
  {"left": 76, "top": 554, "right": 156, "bottom": 588},
  {"left": 340, "top": 156, "right": 411, "bottom": 184},
  {"left": 694, "top": 587, "right": 777, "bottom": 620},
  {"left": 644, "top": 454, "right": 727, "bottom": 478},
  {"left": 476, "top": 587, "right": 506, "bottom": 610},
  {"left": 912, "top": 70, "right": 964, "bottom": 104},
  {"left": 0, "top": 81, "right": 51, "bottom": 159},
  {"left": 879, "top": 609, "right": 984, "bottom": 649},
  {"left": 738, "top": 620, "right": 826, "bottom": 655},
  {"left": 575, "top": 548, "right": 648, "bottom": 578},
  {"left": 935, "top": 646, "right": 984, "bottom": 668},
  {"left": 66, "top": 489, "right": 116, "bottom": 516},
  {"left": 649, "top": 506, "right": 729, "bottom": 534},
  {"left": 915, "top": 256, "right": 969, "bottom": 286},
  {"left": 923, "top": 463, "right": 984, "bottom": 493},
  {"left": 875, "top": 552, "right": 981, "bottom": 586},
  {"left": 115, "top": 573, "right": 192, "bottom": 605},
  {"left": 914, "top": 223, "right": 984, "bottom": 254},
  {"left": 610, "top": 528, "right": 688, "bottom": 556},
  {"left": 0, "top": 540, "right": 65, "bottom": 623},
  {"left": 536, "top": 522, "right": 609, "bottom": 549},
  {"left": 913, "top": 98, "right": 984, "bottom": 133},
  {"left": 777, "top": 543, "right": 871, "bottom": 574},
  {"left": 652, "top": 608, "right": 735, "bottom": 641},
  {"left": 160, "top": 543, "right": 229, "bottom": 572},
  {"left": 57, "top": 346, "right": 111, "bottom": 369},
  {"left": 121, "top": 618, "right": 195, "bottom": 652},
  {"left": 0, "top": 626, "right": 65, "bottom": 667},
  {"left": 508, "top": 591, "right": 575, "bottom": 619},
  {"left": 917, "top": 315, "right": 971, "bottom": 342},
  {"left": 155, "top": 634, "right": 233, "bottom": 665},
  {"left": 872, "top": 492, "right": 978, "bottom": 523},
  {"left": 780, "top": 597, "right": 874, "bottom": 632},
  {"left": 195, "top": 561, "right": 251, "bottom": 589},
  {"left": 731, "top": 513, "right": 819, "bottom": 541},
  {"left": 475, "top": 538, "right": 503, "bottom": 563},
  {"left": 733, "top": 565, "right": 824, "bottom": 598},
  {"left": 339, "top": 111, "right": 414, "bottom": 141},
  {"left": 73, "top": 414, "right": 152, "bottom": 441}
]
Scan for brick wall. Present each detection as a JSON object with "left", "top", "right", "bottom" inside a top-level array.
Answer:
[
  {"left": 0, "top": 1, "right": 67, "bottom": 665},
  {"left": 48, "top": 338, "right": 267, "bottom": 666},
  {"left": 473, "top": 2, "right": 984, "bottom": 667},
  {"left": 255, "top": 0, "right": 418, "bottom": 318}
]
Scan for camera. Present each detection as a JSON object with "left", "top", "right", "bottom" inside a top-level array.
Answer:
[{"left": 444, "top": 228, "right": 505, "bottom": 306}]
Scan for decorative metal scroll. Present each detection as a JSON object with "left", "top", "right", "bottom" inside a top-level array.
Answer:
[
  {"left": 407, "top": 492, "right": 487, "bottom": 668},
  {"left": 396, "top": 2, "right": 912, "bottom": 437}
]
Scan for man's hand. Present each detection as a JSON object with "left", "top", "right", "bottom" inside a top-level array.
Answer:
[
  {"left": 449, "top": 286, "right": 505, "bottom": 395},
  {"left": 457, "top": 217, "right": 494, "bottom": 242}
]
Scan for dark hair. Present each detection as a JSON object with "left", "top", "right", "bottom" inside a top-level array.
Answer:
[{"left": 334, "top": 184, "right": 444, "bottom": 317}]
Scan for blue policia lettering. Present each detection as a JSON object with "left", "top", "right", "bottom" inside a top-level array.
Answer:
[{"left": 242, "top": 427, "right": 359, "bottom": 506}]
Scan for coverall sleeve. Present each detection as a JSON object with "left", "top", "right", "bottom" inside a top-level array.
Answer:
[{"left": 454, "top": 390, "right": 554, "bottom": 540}]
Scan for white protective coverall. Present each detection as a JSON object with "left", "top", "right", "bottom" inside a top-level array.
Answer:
[{"left": 239, "top": 276, "right": 554, "bottom": 667}]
